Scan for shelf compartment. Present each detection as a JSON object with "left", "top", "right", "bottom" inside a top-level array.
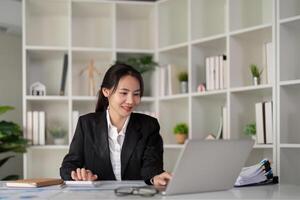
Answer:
[
  {"left": 280, "top": 19, "right": 300, "bottom": 81},
  {"left": 158, "top": 0, "right": 188, "bottom": 48},
  {"left": 25, "top": 0, "right": 69, "bottom": 47},
  {"left": 230, "top": 88, "right": 272, "bottom": 140},
  {"left": 27, "top": 100, "right": 69, "bottom": 145},
  {"left": 72, "top": 1, "right": 113, "bottom": 49},
  {"left": 191, "top": 94, "right": 226, "bottom": 139},
  {"left": 158, "top": 98, "right": 189, "bottom": 145},
  {"left": 191, "top": 37, "right": 227, "bottom": 93},
  {"left": 229, "top": 27, "right": 272, "bottom": 88},
  {"left": 116, "top": 3, "right": 154, "bottom": 50},
  {"left": 191, "top": 0, "right": 226, "bottom": 40},
  {"left": 25, "top": 148, "right": 68, "bottom": 178},
  {"left": 280, "top": 148, "right": 300, "bottom": 184},
  {"left": 159, "top": 46, "right": 188, "bottom": 95},
  {"left": 116, "top": 52, "right": 156, "bottom": 97},
  {"left": 280, "top": 84, "right": 300, "bottom": 144},
  {"left": 279, "top": 0, "right": 300, "bottom": 20},
  {"left": 26, "top": 49, "right": 69, "bottom": 96},
  {"left": 229, "top": 0, "right": 272, "bottom": 32},
  {"left": 72, "top": 50, "right": 113, "bottom": 96}
]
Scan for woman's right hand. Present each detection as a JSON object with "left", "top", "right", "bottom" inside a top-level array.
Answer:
[{"left": 71, "top": 168, "right": 98, "bottom": 181}]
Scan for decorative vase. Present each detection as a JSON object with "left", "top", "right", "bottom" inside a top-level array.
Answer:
[
  {"left": 54, "top": 138, "right": 65, "bottom": 145},
  {"left": 175, "top": 134, "right": 187, "bottom": 144},
  {"left": 253, "top": 77, "right": 260, "bottom": 85},
  {"left": 180, "top": 81, "right": 188, "bottom": 93}
]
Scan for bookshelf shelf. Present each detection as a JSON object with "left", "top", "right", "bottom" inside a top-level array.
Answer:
[
  {"left": 280, "top": 144, "right": 300, "bottom": 148},
  {"left": 26, "top": 96, "right": 69, "bottom": 101},
  {"left": 229, "top": 24, "right": 273, "bottom": 36},
  {"left": 279, "top": 15, "right": 300, "bottom": 24},
  {"left": 25, "top": 46, "right": 69, "bottom": 51},
  {"left": 191, "top": 90, "right": 227, "bottom": 97}
]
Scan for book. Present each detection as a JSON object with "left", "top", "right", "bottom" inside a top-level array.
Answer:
[
  {"left": 26, "top": 111, "right": 33, "bottom": 145},
  {"left": 265, "top": 101, "right": 273, "bottom": 144},
  {"left": 255, "top": 102, "right": 265, "bottom": 144},
  {"left": 32, "top": 111, "right": 39, "bottom": 145},
  {"left": 38, "top": 111, "right": 45, "bottom": 145},
  {"left": 60, "top": 54, "right": 68, "bottom": 96},
  {"left": 6, "top": 178, "right": 63, "bottom": 188}
]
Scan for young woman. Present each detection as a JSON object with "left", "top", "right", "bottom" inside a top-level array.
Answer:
[{"left": 60, "top": 63, "right": 171, "bottom": 186}]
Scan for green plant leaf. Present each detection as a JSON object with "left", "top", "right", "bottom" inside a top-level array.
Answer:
[
  {"left": 2, "top": 174, "right": 19, "bottom": 181},
  {"left": 0, "top": 106, "right": 14, "bottom": 115},
  {"left": 0, "top": 155, "right": 15, "bottom": 168}
]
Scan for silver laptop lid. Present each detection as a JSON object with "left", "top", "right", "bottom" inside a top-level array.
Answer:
[{"left": 164, "top": 139, "right": 254, "bottom": 195}]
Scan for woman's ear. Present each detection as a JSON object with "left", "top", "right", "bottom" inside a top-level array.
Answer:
[{"left": 102, "top": 88, "right": 110, "bottom": 97}]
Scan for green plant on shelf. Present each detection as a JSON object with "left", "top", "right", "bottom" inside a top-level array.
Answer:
[
  {"left": 243, "top": 123, "right": 256, "bottom": 137},
  {"left": 115, "top": 55, "right": 159, "bottom": 74},
  {"left": 49, "top": 126, "right": 67, "bottom": 139},
  {"left": 250, "top": 64, "right": 263, "bottom": 78},
  {"left": 177, "top": 71, "right": 188, "bottom": 82},
  {"left": 0, "top": 105, "right": 28, "bottom": 180}
]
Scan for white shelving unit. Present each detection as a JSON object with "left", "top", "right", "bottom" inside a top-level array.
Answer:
[
  {"left": 22, "top": 0, "right": 299, "bottom": 184},
  {"left": 157, "top": 0, "right": 276, "bottom": 174},
  {"left": 23, "top": 0, "right": 157, "bottom": 178}
]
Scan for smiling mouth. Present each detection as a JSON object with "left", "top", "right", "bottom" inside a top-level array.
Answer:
[{"left": 122, "top": 106, "right": 132, "bottom": 112}]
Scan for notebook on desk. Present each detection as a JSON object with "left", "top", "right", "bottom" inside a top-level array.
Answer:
[{"left": 158, "top": 139, "right": 254, "bottom": 195}]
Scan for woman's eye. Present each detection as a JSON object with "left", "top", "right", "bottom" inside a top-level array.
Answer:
[
  {"left": 120, "top": 92, "right": 127, "bottom": 95},
  {"left": 134, "top": 93, "right": 140, "bottom": 96}
]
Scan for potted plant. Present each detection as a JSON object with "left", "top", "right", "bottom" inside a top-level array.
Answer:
[
  {"left": 243, "top": 123, "right": 256, "bottom": 141},
  {"left": 178, "top": 71, "right": 188, "bottom": 93},
  {"left": 0, "top": 105, "right": 28, "bottom": 180},
  {"left": 250, "top": 64, "right": 263, "bottom": 85},
  {"left": 115, "top": 55, "right": 159, "bottom": 96},
  {"left": 49, "top": 126, "right": 67, "bottom": 145},
  {"left": 173, "top": 123, "right": 188, "bottom": 144}
]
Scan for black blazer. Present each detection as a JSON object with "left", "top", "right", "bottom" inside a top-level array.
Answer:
[{"left": 60, "top": 111, "right": 164, "bottom": 183}]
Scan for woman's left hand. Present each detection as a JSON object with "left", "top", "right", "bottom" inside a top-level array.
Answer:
[{"left": 152, "top": 172, "right": 172, "bottom": 186}]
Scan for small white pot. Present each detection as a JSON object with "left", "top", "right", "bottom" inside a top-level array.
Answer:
[{"left": 54, "top": 138, "right": 65, "bottom": 145}]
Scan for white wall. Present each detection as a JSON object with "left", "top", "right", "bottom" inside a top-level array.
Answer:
[{"left": 0, "top": 32, "right": 23, "bottom": 179}]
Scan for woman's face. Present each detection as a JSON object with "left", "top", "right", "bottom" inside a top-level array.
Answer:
[{"left": 103, "top": 75, "right": 141, "bottom": 119}]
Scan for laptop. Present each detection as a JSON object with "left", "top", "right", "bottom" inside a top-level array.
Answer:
[{"left": 160, "top": 139, "right": 254, "bottom": 195}]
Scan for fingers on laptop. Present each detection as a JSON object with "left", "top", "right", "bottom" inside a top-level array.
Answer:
[
  {"left": 71, "top": 168, "right": 98, "bottom": 181},
  {"left": 154, "top": 172, "right": 172, "bottom": 186}
]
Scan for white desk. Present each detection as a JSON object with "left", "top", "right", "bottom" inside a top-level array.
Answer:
[{"left": 1, "top": 182, "right": 300, "bottom": 199}]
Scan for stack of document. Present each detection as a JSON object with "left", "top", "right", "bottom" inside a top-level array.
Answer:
[{"left": 235, "top": 158, "right": 275, "bottom": 187}]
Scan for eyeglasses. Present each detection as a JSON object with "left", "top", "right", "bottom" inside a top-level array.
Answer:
[{"left": 114, "top": 186, "right": 158, "bottom": 197}]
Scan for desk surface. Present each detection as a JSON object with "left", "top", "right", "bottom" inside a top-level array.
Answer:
[{"left": 1, "top": 182, "right": 300, "bottom": 199}]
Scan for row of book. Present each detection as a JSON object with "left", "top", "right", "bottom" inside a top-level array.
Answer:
[
  {"left": 26, "top": 111, "right": 45, "bottom": 145},
  {"left": 205, "top": 55, "right": 227, "bottom": 91},
  {"left": 255, "top": 101, "right": 273, "bottom": 144},
  {"left": 235, "top": 158, "right": 278, "bottom": 187}
]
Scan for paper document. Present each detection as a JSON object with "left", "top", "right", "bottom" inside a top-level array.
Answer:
[{"left": 65, "top": 181, "right": 146, "bottom": 190}]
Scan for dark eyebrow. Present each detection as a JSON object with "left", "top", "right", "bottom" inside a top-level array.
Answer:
[{"left": 119, "top": 88, "right": 141, "bottom": 93}]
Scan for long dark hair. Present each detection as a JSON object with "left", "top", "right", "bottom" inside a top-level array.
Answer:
[{"left": 95, "top": 63, "right": 144, "bottom": 112}]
